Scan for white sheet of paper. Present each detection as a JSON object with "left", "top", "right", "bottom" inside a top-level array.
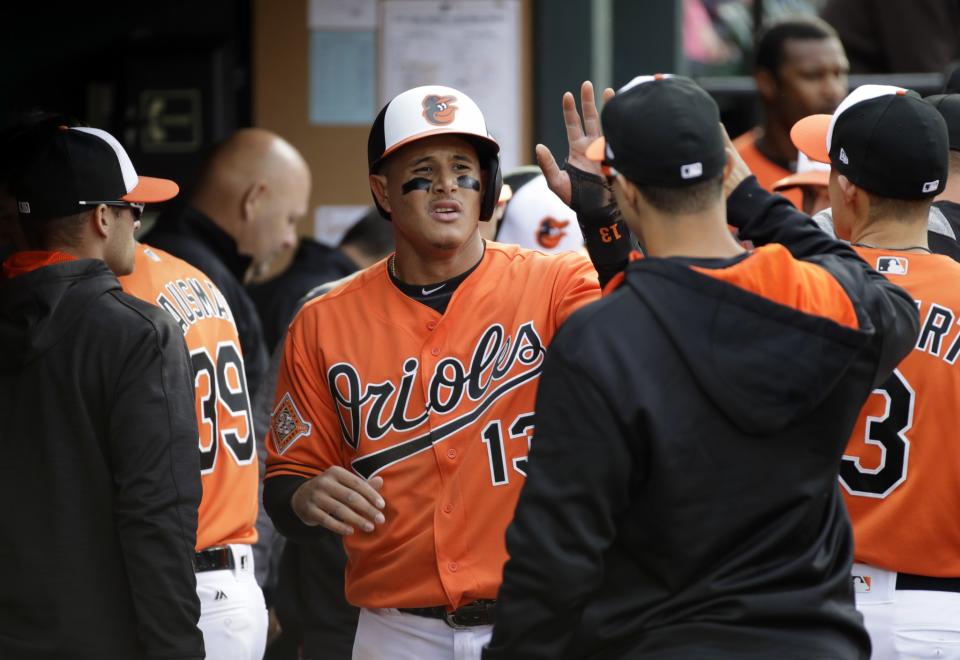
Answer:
[
  {"left": 314, "top": 205, "right": 370, "bottom": 246},
  {"left": 380, "top": 0, "right": 523, "bottom": 169}
]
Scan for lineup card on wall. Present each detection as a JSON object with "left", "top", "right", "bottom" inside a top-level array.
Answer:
[
  {"left": 308, "top": 0, "right": 379, "bottom": 124},
  {"left": 380, "top": 0, "right": 522, "bottom": 170}
]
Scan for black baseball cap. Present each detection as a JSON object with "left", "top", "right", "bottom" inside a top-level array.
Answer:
[
  {"left": 13, "top": 125, "right": 179, "bottom": 221},
  {"left": 925, "top": 93, "right": 960, "bottom": 151},
  {"left": 586, "top": 74, "right": 725, "bottom": 187},
  {"left": 792, "top": 85, "right": 948, "bottom": 199}
]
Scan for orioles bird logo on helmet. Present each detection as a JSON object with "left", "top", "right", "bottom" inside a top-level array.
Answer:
[
  {"left": 422, "top": 95, "right": 458, "bottom": 125},
  {"left": 537, "top": 217, "right": 570, "bottom": 249}
]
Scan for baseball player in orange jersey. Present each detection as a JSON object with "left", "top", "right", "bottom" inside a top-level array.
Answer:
[
  {"left": 120, "top": 242, "right": 267, "bottom": 659},
  {"left": 263, "top": 83, "right": 631, "bottom": 659},
  {"left": 794, "top": 85, "right": 960, "bottom": 657}
]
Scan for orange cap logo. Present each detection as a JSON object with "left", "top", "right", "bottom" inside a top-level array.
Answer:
[
  {"left": 422, "top": 95, "right": 458, "bottom": 125},
  {"left": 537, "top": 217, "right": 570, "bottom": 249}
]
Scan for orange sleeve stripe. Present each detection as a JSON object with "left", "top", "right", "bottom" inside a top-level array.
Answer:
[
  {"left": 265, "top": 462, "right": 322, "bottom": 479},
  {"left": 264, "top": 456, "right": 323, "bottom": 477},
  {"left": 692, "top": 244, "right": 859, "bottom": 330}
]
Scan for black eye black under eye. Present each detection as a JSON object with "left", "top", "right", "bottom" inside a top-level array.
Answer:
[
  {"left": 456, "top": 175, "right": 481, "bottom": 191},
  {"left": 402, "top": 178, "right": 433, "bottom": 195}
]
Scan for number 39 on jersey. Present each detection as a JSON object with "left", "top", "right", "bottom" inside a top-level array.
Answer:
[{"left": 191, "top": 341, "right": 255, "bottom": 474}]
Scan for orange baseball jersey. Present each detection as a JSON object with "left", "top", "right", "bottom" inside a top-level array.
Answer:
[
  {"left": 842, "top": 247, "right": 960, "bottom": 576},
  {"left": 120, "top": 243, "right": 258, "bottom": 551},
  {"left": 733, "top": 129, "right": 803, "bottom": 209},
  {"left": 266, "top": 242, "right": 599, "bottom": 609}
]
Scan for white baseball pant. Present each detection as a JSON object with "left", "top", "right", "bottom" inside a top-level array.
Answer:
[
  {"left": 853, "top": 562, "right": 960, "bottom": 659},
  {"left": 196, "top": 543, "right": 268, "bottom": 660},
  {"left": 352, "top": 607, "right": 492, "bottom": 660}
]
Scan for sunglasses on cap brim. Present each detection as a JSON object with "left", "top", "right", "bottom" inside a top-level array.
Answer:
[{"left": 78, "top": 200, "right": 145, "bottom": 221}]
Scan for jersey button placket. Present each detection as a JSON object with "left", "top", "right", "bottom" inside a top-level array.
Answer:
[
  {"left": 420, "top": 322, "right": 467, "bottom": 591},
  {"left": 420, "top": 323, "right": 445, "bottom": 436}
]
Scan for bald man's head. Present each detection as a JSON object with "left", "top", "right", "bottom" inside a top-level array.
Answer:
[{"left": 192, "top": 128, "right": 311, "bottom": 275}]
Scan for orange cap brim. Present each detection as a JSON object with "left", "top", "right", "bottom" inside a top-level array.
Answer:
[
  {"left": 772, "top": 170, "right": 829, "bottom": 191},
  {"left": 790, "top": 115, "right": 832, "bottom": 164},
  {"left": 586, "top": 136, "right": 606, "bottom": 162},
  {"left": 122, "top": 176, "right": 180, "bottom": 204}
]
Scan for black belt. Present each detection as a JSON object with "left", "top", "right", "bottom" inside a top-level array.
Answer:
[
  {"left": 193, "top": 546, "right": 234, "bottom": 573},
  {"left": 398, "top": 599, "right": 496, "bottom": 628},
  {"left": 897, "top": 572, "right": 960, "bottom": 593}
]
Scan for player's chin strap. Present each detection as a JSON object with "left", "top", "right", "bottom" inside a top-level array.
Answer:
[{"left": 564, "top": 161, "right": 634, "bottom": 289}]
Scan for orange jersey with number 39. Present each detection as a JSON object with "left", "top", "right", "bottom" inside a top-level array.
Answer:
[
  {"left": 842, "top": 247, "right": 960, "bottom": 576},
  {"left": 120, "top": 244, "right": 259, "bottom": 551},
  {"left": 266, "top": 242, "right": 599, "bottom": 609}
]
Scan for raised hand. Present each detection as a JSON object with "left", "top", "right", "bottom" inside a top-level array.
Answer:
[{"left": 537, "top": 81, "right": 616, "bottom": 206}]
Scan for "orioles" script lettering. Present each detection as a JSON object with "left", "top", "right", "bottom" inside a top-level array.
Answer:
[{"left": 326, "top": 322, "right": 545, "bottom": 460}]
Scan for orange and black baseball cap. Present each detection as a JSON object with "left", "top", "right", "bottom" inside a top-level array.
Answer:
[
  {"left": 14, "top": 125, "right": 179, "bottom": 221},
  {"left": 791, "top": 85, "right": 948, "bottom": 199},
  {"left": 586, "top": 74, "right": 725, "bottom": 187}
]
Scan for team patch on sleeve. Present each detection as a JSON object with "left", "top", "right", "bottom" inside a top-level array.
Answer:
[{"left": 271, "top": 392, "right": 312, "bottom": 454}]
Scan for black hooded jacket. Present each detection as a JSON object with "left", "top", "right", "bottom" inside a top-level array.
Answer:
[
  {"left": 0, "top": 259, "right": 204, "bottom": 660},
  {"left": 485, "top": 178, "right": 919, "bottom": 660}
]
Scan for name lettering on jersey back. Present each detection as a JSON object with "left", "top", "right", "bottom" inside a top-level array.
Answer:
[
  {"left": 326, "top": 322, "right": 545, "bottom": 475},
  {"left": 155, "top": 277, "right": 234, "bottom": 335},
  {"left": 914, "top": 299, "right": 960, "bottom": 365}
]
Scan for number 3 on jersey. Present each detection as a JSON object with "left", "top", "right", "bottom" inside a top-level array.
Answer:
[
  {"left": 191, "top": 341, "right": 255, "bottom": 474},
  {"left": 481, "top": 413, "right": 535, "bottom": 486},
  {"left": 839, "top": 369, "right": 915, "bottom": 499}
]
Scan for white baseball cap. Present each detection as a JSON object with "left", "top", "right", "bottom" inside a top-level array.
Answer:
[
  {"left": 367, "top": 85, "right": 499, "bottom": 174},
  {"left": 367, "top": 85, "right": 503, "bottom": 221}
]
